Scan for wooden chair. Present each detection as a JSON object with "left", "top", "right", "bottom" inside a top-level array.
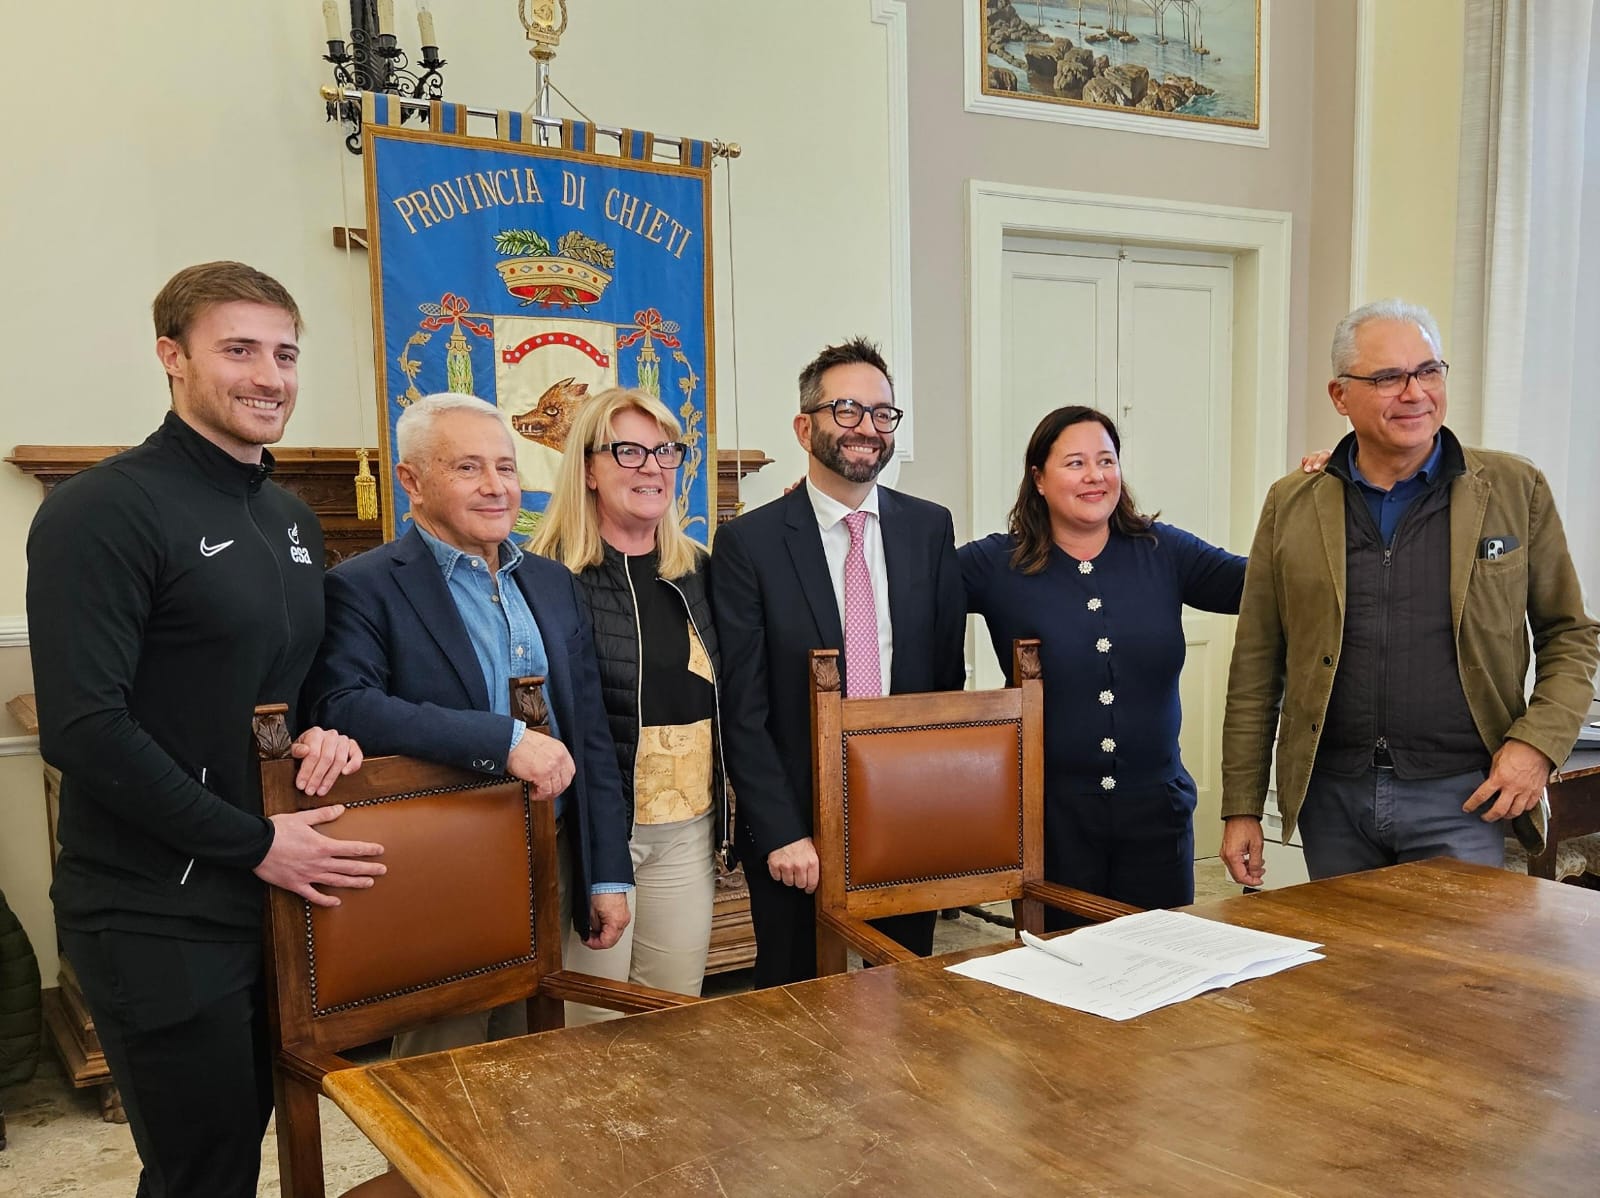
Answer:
[
  {"left": 810, "top": 639, "right": 1139, "bottom": 974},
  {"left": 256, "top": 679, "right": 694, "bottom": 1198}
]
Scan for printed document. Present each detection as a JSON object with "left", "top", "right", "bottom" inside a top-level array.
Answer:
[{"left": 947, "top": 908, "right": 1322, "bottom": 1021}]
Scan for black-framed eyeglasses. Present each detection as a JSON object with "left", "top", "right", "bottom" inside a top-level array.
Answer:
[
  {"left": 591, "top": 441, "right": 688, "bottom": 469},
  {"left": 804, "top": 397, "right": 904, "bottom": 432},
  {"left": 1337, "top": 360, "right": 1450, "bottom": 398}
]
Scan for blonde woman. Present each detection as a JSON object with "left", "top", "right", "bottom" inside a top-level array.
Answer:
[{"left": 532, "top": 388, "right": 728, "bottom": 1017}]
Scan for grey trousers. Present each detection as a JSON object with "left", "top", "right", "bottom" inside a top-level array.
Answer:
[{"left": 1298, "top": 765, "right": 1506, "bottom": 881}]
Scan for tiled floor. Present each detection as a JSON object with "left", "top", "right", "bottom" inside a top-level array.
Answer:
[
  {"left": 0, "top": 1054, "right": 387, "bottom": 1198},
  {"left": 0, "top": 859, "right": 1250, "bottom": 1195}
]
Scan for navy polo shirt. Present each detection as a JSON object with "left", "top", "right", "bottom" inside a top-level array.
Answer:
[{"left": 1349, "top": 435, "right": 1444, "bottom": 545}]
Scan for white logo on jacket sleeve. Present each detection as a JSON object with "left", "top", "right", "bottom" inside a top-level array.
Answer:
[
  {"left": 199, "top": 538, "right": 234, "bottom": 557},
  {"left": 287, "top": 524, "right": 313, "bottom": 565}
]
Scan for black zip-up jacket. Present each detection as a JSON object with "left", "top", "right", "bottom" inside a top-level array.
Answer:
[
  {"left": 575, "top": 545, "right": 732, "bottom": 862},
  {"left": 27, "top": 412, "right": 325, "bottom": 939}
]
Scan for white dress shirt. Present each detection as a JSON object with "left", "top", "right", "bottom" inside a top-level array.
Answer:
[{"left": 806, "top": 479, "right": 893, "bottom": 694}]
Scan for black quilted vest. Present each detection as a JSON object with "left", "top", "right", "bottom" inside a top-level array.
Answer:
[
  {"left": 573, "top": 545, "right": 730, "bottom": 846},
  {"left": 1316, "top": 440, "right": 1489, "bottom": 779}
]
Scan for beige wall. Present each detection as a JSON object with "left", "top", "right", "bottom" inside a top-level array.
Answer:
[
  {"left": 0, "top": 0, "right": 1477, "bottom": 983},
  {"left": 0, "top": 754, "right": 53, "bottom": 981},
  {"left": 0, "top": 0, "right": 896, "bottom": 986},
  {"left": 1356, "top": 0, "right": 1467, "bottom": 347},
  {"left": 901, "top": 0, "right": 1358, "bottom": 539},
  {"left": 0, "top": 0, "right": 896, "bottom": 617}
]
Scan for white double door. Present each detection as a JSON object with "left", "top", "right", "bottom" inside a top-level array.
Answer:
[{"left": 976, "top": 242, "right": 1237, "bottom": 856}]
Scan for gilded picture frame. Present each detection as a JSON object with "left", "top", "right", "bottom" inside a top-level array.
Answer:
[{"left": 967, "top": 0, "right": 1268, "bottom": 147}]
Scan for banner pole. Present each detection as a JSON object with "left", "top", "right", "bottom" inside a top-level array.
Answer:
[{"left": 318, "top": 85, "right": 741, "bottom": 159}]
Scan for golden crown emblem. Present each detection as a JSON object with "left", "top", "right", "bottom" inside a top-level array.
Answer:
[
  {"left": 495, "top": 257, "right": 611, "bottom": 308},
  {"left": 493, "top": 227, "right": 614, "bottom": 309}
]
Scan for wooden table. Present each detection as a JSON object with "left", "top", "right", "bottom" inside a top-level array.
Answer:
[{"left": 325, "top": 859, "right": 1600, "bottom": 1196}]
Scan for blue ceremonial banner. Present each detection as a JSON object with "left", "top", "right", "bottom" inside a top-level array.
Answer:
[{"left": 363, "top": 104, "right": 716, "bottom": 543}]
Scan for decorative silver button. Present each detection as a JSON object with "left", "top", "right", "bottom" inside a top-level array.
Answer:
[
  {"left": 1101, "top": 737, "right": 1116, "bottom": 753},
  {"left": 1101, "top": 776, "right": 1116, "bottom": 791},
  {"left": 1079, "top": 561, "right": 1094, "bottom": 575},
  {"left": 514, "top": 646, "right": 524, "bottom": 657},
  {"left": 472, "top": 558, "right": 484, "bottom": 569},
  {"left": 1096, "top": 637, "right": 1112, "bottom": 653},
  {"left": 1087, "top": 598, "right": 1102, "bottom": 612},
  {"left": 1098, "top": 690, "right": 1114, "bottom": 706}
]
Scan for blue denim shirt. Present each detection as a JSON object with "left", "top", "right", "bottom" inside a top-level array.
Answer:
[
  {"left": 1349, "top": 435, "right": 1444, "bottom": 546},
  {"left": 415, "top": 526, "right": 629, "bottom": 895}
]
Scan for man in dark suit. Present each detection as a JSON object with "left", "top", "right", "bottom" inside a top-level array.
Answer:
[
  {"left": 711, "top": 337, "right": 967, "bottom": 987},
  {"left": 305, "top": 393, "right": 632, "bottom": 1049}
]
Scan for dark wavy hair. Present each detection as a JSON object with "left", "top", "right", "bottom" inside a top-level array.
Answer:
[
  {"left": 1007, "top": 406, "right": 1156, "bottom": 575},
  {"left": 797, "top": 336, "right": 893, "bottom": 411}
]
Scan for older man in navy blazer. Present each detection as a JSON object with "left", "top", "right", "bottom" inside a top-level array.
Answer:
[
  {"left": 712, "top": 338, "right": 967, "bottom": 988},
  {"left": 306, "top": 392, "right": 631, "bottom": 1050}
]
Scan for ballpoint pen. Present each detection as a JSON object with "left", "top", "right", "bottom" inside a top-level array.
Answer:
[{"left": 1021, "top": 929, "right": 1084, "bottom": 967}]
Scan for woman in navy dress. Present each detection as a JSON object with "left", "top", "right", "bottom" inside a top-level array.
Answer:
[{"left": 960, "top": 406, "right": 1246, "bottom": 922}]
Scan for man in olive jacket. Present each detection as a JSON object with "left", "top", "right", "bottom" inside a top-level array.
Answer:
[{"left": 1221, "top": 299, "right": 1599, "bottom": 885}]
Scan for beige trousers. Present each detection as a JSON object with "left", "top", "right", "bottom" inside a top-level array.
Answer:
[{"left": 562, "top": 812, "right": 716, "bottom": 1026}]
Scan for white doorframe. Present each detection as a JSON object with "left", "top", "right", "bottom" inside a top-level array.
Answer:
[{"left": 967, "top": 181, "right": 1292, "bottom": 547}]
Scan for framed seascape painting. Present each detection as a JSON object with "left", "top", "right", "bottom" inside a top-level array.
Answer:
[{"left": 966, "top": 0, "right": 1268, "bottom": 147}]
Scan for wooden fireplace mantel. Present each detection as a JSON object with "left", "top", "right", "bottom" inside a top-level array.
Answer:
[
  {"left": 8, "top": 445, "right": 774, "bottom": 564},
  {"left": 7, "top": 440, "right": 772, "bottom": 1009}
]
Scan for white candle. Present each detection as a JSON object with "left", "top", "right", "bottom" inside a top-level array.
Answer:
[
  {"left": 322, "top": 0, "right": 342, "bottom": 41},
  {"left": 377, "top": 0, "right": 394, "bottom": 35},
  {"left": 417, "top": 0, "right": 437, "bottom": 46}
]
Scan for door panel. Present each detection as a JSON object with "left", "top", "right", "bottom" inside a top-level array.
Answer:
[
  {"left": 1118, "top": 259, "right": 1234, "bottom": 858},
  {"left": 986, "top": 249, "right": 1236, "bottom": 859},
  {"left": 991, "top": 250, "right": 1118, "bottom": 528},
  {"left": 975, "top": 251, "right": 1118, "bottom": 691}
]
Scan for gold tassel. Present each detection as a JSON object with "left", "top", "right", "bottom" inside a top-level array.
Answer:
[{"left": 354, "top": 448, "right": 378, "bottom": 522}]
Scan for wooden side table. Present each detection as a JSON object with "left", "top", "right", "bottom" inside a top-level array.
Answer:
[{"left": 6, "top": 693, "right": 123, "bottom": 1122}]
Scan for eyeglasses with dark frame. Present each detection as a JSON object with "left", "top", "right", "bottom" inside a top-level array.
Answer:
[
  {"left": 590, "top": 440, "right": 689, "bottom": 469},
  {"left": 803, "top": 397, "right": 904, "bottom": 432},
  {"left": 1337, "top": 360, "right": 1450, "bottom": 399}
]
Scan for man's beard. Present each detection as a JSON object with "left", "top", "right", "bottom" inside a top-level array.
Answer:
[{"left": 812, "top": 426, "right": 893, "bottom": 483}]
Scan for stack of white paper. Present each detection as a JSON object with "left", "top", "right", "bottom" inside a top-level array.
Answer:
[{"left": 946, "top": 908, "right": 1323, "bottom": 1021}]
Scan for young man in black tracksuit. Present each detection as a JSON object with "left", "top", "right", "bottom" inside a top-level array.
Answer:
[{"left": 26, "top": 262, "right": 382, "bottom": 1197}]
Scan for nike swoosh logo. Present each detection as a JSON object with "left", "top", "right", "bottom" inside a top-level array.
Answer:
[{"left": 199, "top": 538, "right": 235, "bottom": 557}]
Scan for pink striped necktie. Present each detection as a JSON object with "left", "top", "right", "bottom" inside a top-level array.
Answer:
[{"left": 842, "top": 510, "right": 882, "bottom": 698}]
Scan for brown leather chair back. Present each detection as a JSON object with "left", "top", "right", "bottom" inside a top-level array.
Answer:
[
  {"left": 257, "top": 683, "right": 696, "bottom": 1198},
  {"left": 811, "top": 640, "right": 1134, "bottom": 973},
  {"left": 256, "top": 720, "right": 564, "bottom": 1064},
  {"left": 264, "top": 763, "right": 561, "bottom": 1051},
  {"left": 255, "top": 698, "right": 563, "bottom": 1198},
  {"left": 813, "top": 662, "right": 1039, "bottom": 913}
]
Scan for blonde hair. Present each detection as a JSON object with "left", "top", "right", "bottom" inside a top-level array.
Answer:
[{"left": 530, "top": 387, "right": 703, "bottom": 579}]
